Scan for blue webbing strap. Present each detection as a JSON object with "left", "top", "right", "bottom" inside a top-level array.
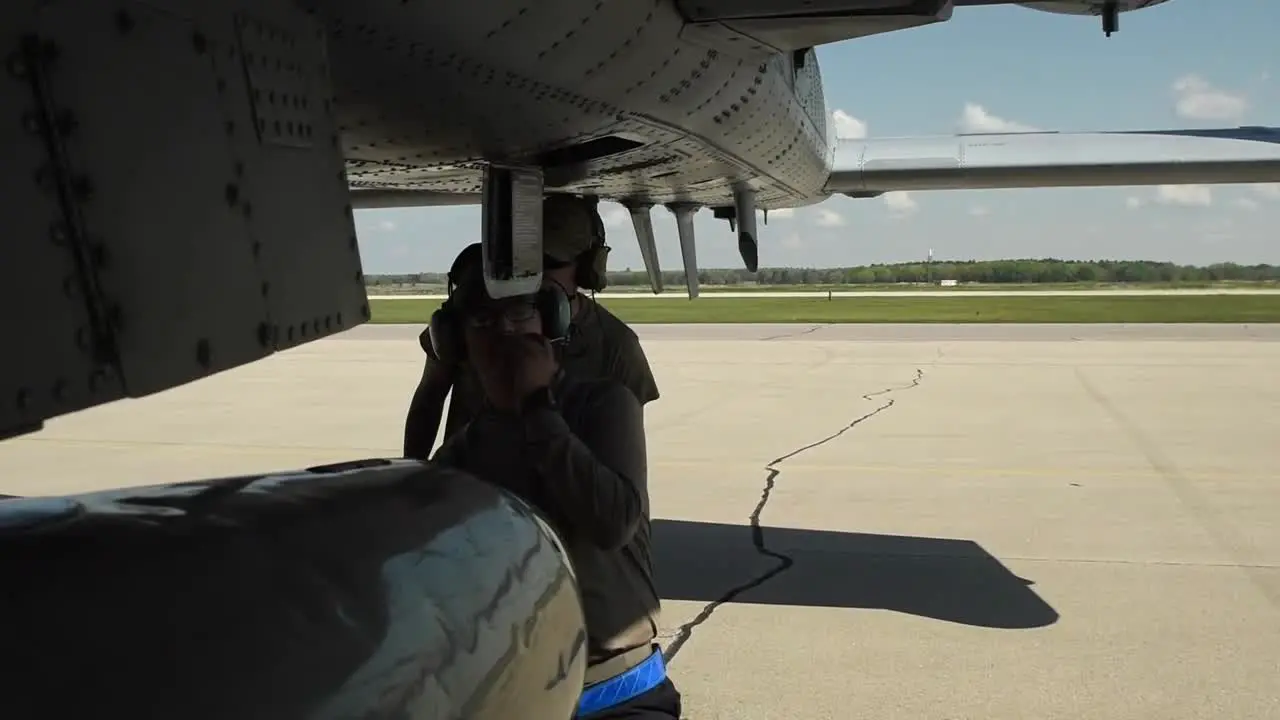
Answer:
[{"left": 575, "top": 647, "right": 667, "bottom": 717}]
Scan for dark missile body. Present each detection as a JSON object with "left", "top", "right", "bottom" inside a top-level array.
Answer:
[{"left": 0, "top": 458, "right": 587, "bottom": 720}]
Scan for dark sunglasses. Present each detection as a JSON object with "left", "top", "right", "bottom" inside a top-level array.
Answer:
[{"left": 461, "top": 298, "right": 538, "bottom": 329}]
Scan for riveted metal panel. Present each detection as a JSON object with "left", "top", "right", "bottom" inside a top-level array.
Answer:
[
  {"left": 11, "top": 0, "right": 364, "bottom": 423},
  {"left": 223, "top": 8, "right": 368, "bottom": 351},
  {"left": 0, "top": 3, "right": 126, "bottom": 440},
  {"left": 302, "top": 0, "right": 832, "bottom": 208},
  {"left": 236, "top": 14, "right": 318, "bottom": 150},
  {"left": 36, "top": 1, "right": 271, "bottom": 397},
  {"left": 793, "top": 49, "right": 827, "bottom": 142}
]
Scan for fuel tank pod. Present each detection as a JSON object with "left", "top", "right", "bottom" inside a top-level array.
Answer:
[{"left": 0, "top": 459, "right": 588, "bottom": 720}]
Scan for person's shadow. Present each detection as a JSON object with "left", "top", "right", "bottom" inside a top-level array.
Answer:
[{"left": 652, "top": 519, "right": 1058, "bottom": 630}]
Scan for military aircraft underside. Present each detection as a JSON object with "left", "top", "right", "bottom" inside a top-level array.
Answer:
[
  {"left": 334, "top": 0, "right": 1199, "bottom": 213},
  {"left": 3, "top": 0, "right": 1279, "bottom": 717},
  {"left": 317, "top": 0, "right": 1277, "bottom": 290},
  {"left": 13, "top": 0, "right": 1279, "bottom": 432}
]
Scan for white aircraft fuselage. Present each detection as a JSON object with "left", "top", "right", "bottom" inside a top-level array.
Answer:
[
  {"left": 326, "top": 0, "right": 836, "bottom": 212},
  {"left": 326, "top": 0, "right": 1278, "bottom": 218},
  {"left": 319, "top": 0, "right": 1277, "bottom": 288}
]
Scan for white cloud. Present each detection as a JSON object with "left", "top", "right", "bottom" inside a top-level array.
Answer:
[
  {"left": 883, "top": 191, "right": 918, "bottom": 217},
  {"left": 968, "top": 205, "right": 990, "bottom": 217},
  {"left": 1155, "top": 184, "right": 1213, "bottom": 207},
  {"left": 1125, "top": 196, "right": 1144, "bottom": 209},
  {"left": 781, "top": 232, "right": 802, "bottom": 249},
  {"left": 1252, "top": 183, "right": 1280, "bottom": 200},
  {"left": 1172, "top": 74, "right": 1248, "bottom": 121},
  {"left": 1233, "top": 197, "right": 1260, "bottom": 211},
  {"left": 958, "top": 103, "right": 1039, "bottom": 133},
  {"left": 766, "top": 207, "right": 795, "bottom": 219},
  {"left": 831, "top": 109, "right": 868, "bottom": 139},
  {"left": 376, "top": 219, "right": 397, "bottom": 232},
  {"left": 599, "top": 203, "right": 630, "bottom": 229},
  {"left": 814, "top": 208, "right": 846, "bottom": 227}
]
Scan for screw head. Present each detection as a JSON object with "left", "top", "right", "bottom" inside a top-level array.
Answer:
[
  {"left": 72, "top": 175, "right": 93, "bottom": 200},
  {"left": 195, "top": 339, "right": 212, "bottom": 368},
  {"left": 115, "top": 10, "right": 134, "bottom": 34}
]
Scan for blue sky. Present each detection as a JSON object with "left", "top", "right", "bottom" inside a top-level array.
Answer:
[{"left": 354, "top": 1, "right": 1280, "bottom": 273}]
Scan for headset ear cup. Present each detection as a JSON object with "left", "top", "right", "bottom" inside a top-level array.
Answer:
[
  {"left": 538, "top": 286, "right": 573, "bottom": 342},
  {"left": 576, "top": 246, "right": 610, "bottom": 291},
  {"left": 590, "top": 245, "right": 610, "bottom": 290}
]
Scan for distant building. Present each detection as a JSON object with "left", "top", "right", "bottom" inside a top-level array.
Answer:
[{"left": 939, "top": 279, "right": 958, "bottom": 287}]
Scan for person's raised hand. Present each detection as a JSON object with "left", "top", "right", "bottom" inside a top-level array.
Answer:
[
  {"left": 508, "top": 334, "right": 557, "bottom": 403},
  {"left": 473, "top": 333, "right": 556, "bottom": 411}
]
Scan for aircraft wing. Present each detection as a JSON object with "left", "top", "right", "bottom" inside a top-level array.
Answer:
[
  {"left": 351, "top": 189, "right": 481, "bottom": 209},
  {"left": 824, "top": 126, "right": 1280, "bottom": 196},
  {"left": 670, "top": 1, "right": 1170, "bottom": 52}
]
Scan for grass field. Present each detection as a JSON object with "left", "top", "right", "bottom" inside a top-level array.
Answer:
[
  {"left": 366, "top": 280, "right": 1280, "bottom": 296},
  {"left": 604, "top": 280, "right": 1280, "bottom": 294},
  {"left": 369, "top": 295, "right": 1280, "bottom": 324}
]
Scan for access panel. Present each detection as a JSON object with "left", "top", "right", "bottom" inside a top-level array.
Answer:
[{"left": 0, "top": 0, "right": 366, "bottom": 441}]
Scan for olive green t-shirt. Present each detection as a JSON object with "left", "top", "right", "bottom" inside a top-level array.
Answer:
[
  {"left": 434, "top": 294, "right": 659, "bottom": 442},
  {"left": 561, "top": 295, "right": 660, "bottom": 405}
]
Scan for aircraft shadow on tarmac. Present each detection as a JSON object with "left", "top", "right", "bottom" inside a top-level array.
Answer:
[{"left": 651, "top": 519, "right": 1059, "bottom": 630}]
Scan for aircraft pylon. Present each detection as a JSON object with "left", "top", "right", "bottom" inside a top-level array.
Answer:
[
  {"left": 733, "top": 185, "right": 760, "bottom": 273},
  {"left": 624, "top": 203, "right": 662, "bottom": 295},
  {"left": 666, "top": 203, "right": 700, "bottom": 299}
]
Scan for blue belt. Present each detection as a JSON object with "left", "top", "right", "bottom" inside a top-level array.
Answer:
[{"left": 575, "top": 647, "right": 667, "bottom": 717}]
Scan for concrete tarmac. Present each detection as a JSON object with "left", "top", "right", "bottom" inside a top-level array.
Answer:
[{"left": 2, "top": 323, "right": 1279, "bottom": 719}]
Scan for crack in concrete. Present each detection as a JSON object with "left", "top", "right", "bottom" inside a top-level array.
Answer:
[
  {"left": 663, "top": 368, "right": 926, "bottom": 662},
  {"left": 760, "top": 324, "right": 828, "bottom": 341}
]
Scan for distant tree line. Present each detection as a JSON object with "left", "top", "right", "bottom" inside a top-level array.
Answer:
[
  {"left": 365, "top": 259, "right": 1280, "bottom": 288},
  {"left": 366, "top": 258, "right": 1274, "bottom": 286}
]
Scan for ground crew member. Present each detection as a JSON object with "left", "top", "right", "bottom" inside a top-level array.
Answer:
[
  {"left": 540, "top": 194, "right": 659, "bottom": 408},
  {"left": 403, "top": 194, "right": 659, "bottom": 459},
  {"left": 425, "top": 261, "right": 681, "bottom": 719},
  {"left": 402, "top": 243, "right": 486, "bottom": 459}
]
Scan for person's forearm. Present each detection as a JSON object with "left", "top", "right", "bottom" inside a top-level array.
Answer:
[
  {"left": 521, "top": 407, "right": 643, "bottom": 550},
  {"left": 403, "top": 385, "right": 447, "bottom": 459}
]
